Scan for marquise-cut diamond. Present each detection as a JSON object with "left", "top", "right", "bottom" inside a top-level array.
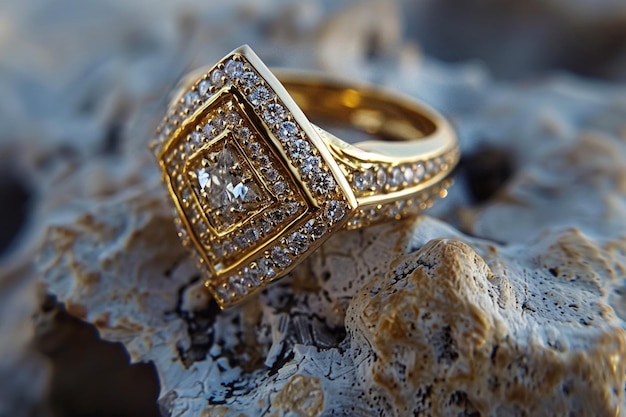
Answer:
[
  {"left": 188, "top": 138, "right": 273, "bottom": 234},
  {"left": 195, "top": 147, "right": 262, "bottom": 213}
]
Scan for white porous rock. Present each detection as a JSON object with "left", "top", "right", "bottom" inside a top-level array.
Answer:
[
  {"left": 1, "top": 0, "right": 626, "bottom": 415},
  {"left": 40, "top": 189, "right": 626, "bottom": 416}
]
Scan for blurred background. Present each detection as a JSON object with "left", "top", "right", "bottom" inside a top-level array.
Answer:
[{"left": 0, "top": 0, "right": 625, "bottom": 416}]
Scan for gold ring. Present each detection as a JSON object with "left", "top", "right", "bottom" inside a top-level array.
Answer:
[{"left": 151, "top": 45, "right": 459, "bottom": 309}]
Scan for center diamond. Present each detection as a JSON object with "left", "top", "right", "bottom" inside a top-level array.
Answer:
[
  {"left": 196, "top": 149, "right": 260, "bottom": 212},
  {"left": 187, "top": 137, "right": 272, "bottom": 234}
]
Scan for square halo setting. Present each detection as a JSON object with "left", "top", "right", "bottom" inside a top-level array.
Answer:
[{"left": 153, "top": 45, "right": 357, "bottom": 308}]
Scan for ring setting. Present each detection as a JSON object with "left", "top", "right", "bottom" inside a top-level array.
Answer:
[{"left": 151, "top": 45, "right": 459, "bottom": 308}]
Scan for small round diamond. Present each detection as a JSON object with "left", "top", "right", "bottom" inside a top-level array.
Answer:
[
  {"left": 184, "top": 91, "right": 199, "bottom": 107},
  {"left": 234, "top": 235, "right": 248, "bottom": 250},
  {"left": 305, "top": 219, "right": 326, "bottom": 240},
  {"left": 247, "top": 142, "right": 261, "bottom": 154},
  {"left": 181, "top": 188, "right": 193, "bottom": 205},
  {"left": 389, "top": 167, "right": 403, "bottom": 188},
  {"left": 225, "top": 59, "right": 244, "bottom": 78},
  {"left": 403, "top": 166, "right": 415, "bottom": 184},
  {"left": 287, "top": 232, "right": 309, "bottom": 255},
  {"left": 190, "top": 131, "right": 204, "bottom": 145},
  {"left": 228, "top": 275, "right": 249, "bottom": 297},
  {"left": 210, "top": 69, "right": 224, "bottom": 87},
  {"left": 273, "top": 181, "right": 287, "bottom": 195},
  {"left": 241, "top": 71, "right": 258, "bottom": 88},
  {"left": 355, "top": 169, "right": 374, "bottom": 191},
  {"left": 245, "top": 228, "right": 260, "bottom": 243},
  {"left": 311, "top": 171, "right": 335, "bottom": 193},
  {"left": 236, "top": 126, "right": 252, "bottom": 142},
  {"left": 301, "top": 156, "right": 320, "bottom": 175},
  {"left": 414, "top": 162, "right": 425, "bottom": 182},
  {"left": 214, "top": 284, "right": 232, "bottom": 304},
  {"left": 241, "top": 263, "right": 261, "bottom": 285},
  {"left": 258, "top": 217, "right": 272, "bottom": 235},
  {"left": 257, "top": 154, "right": 270, "bottom": 166},
  {"left": 263, "top": 103, "right": 286, "bottom": 125},
  {"left": 278, "top": 121, "right": 298, "bottom": 142},
  {"left": 270, "top": 246, "right": 291, "bottom": 268},
  {"left": 289, "top": 139, "right": 310, "bottom": 159},
  {"left": 224, "top": 112, "right": 240, "bottom": 127},
  {"left": 213, "top": 114, "right": 225, "bottom": 131},
  {"left": 248, "top": 86, "right": 272, "bottom": 106},
  {"left": 203, "top": 122, "right": 215, "bottom": 137},
  {"left": 376, "top": 169, "right": 387, "bottom": 189},
  {"left": 216, "top": 241, "right": 235, "bottom": 258},
  {"left": 285, "top": 201, "right": 300, "bottom": 215},
  {"left": 198, "top": 80, "right": 211, "bottom": 97},
  {"left": 425, "top": 160, "right": 435, "bottom": 176},
  {"left": 268, "top": 209, "right": 285, "bottom": 224},
  {"left": 325, "top": 201, "right": 346, "bottom": 223},
  {"left": 262, "top": 167, "right": 279, "bottom": 182},
  {"left": 258, "top": 257, "right": 276, "bottom": 279}
]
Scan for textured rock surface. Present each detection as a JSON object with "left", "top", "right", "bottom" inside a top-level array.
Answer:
[{"left": 1, "top": 0, "right": 626, "bottom": 416}]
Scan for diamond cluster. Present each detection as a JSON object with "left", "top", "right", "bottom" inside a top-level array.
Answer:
[
  {"left": 153, "top": 52, "right": 350, "bottom": 307},
  {"left": 348, "top": 149, "right": 459, "bottom": 198}
]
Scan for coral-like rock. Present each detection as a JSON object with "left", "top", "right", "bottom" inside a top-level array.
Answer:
[{"left": 1, "top": 0, "right": 626, "bottom": 416}]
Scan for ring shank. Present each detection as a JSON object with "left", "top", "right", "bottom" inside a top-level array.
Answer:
[{"left": 274, "top": 70, "right": 458, "bottom": 164}]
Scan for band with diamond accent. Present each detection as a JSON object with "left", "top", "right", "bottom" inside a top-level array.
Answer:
[{"left": 151, "top": 45, "right": 459, "bottom": 309}]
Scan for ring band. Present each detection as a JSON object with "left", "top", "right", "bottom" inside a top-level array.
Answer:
[{"left": 151, "top": 45, "right": 459, "bottom": 308}]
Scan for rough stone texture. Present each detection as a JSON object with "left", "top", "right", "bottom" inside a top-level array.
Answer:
[{"left": 1, "top": 0, "right": 626, "bottom": 416}]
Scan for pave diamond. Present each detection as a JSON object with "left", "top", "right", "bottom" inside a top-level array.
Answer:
[
  {"left": 210, "top": 69, "right": 224, "bottom": 87},
  {"left": 311, "top": 171, "right": 335, "bottom": 193},
  {"left": 258, "top": 257, "right": 276, "bottom": 278},
  {"left": 355, "top": 169, "right": 374, "bottom": 191},
  {"left": 287, "top": 232, "right": 309, "bottom": 255},
  {"left": 241, "top": 71, "right": 258, "bottom": 87},
  {"left": 289, "top": 139, "right": 310, "bottom": 159},
  {"left": 278, "top": 121, "right": 298, "bottom": 142},
  {"left": 325, "top": 201, "right": 345, "bottom": 223},
  {"left": 198, "top": 80, "right": 211, "bottom": 97},
  {"left": 389, "top": 167, "right": 403, "bottom": 188},
  {"left": 225, "top": 59, "right": 244, "bottom": 78},
  {"left": 414, "top": 162, "right": 425, "bottom": 181},
  {"left": 301, "top": 156, "right": 320, "bottom": 175},
  {"left": 248, "top": 86, "right": 272, "bottom": 106},
  {"left": 270, "top": 246, "right": 291, "bottom": 268},
  {"left": 263, "top": 103, "right": 286, "bottom": 125},
  {"left": 403, "top": 166, "right": 414, "bottom": 184}
]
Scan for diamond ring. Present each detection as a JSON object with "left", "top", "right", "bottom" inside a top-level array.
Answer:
[{"left": 151, "top": 45, "right": 459, "bottom": 308}]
